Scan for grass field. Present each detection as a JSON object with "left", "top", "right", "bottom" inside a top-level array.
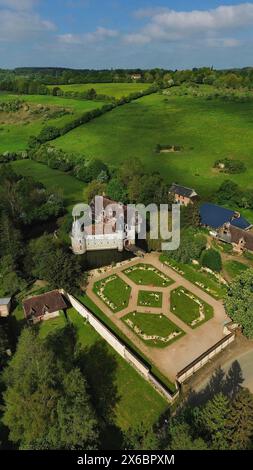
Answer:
[
  {"left": 53, "top": 90, "right": 253, "bottom": 203},
  {"left": 93, "top": 275, "right": 131, "bottom": 312},
  {"left": 123, "top": 311, "right": 184, "bottom": 348},
  {"left": 123, "top": 264, "right": 174, "bottom": 287},
  {"left": 137, "top": 290, "right": 163, "bottom": 308},
  {"left": 10, "top": 160, "right": 85, "bottom": 209},
  {"left": 170, "top": 286, "right": 214, "bottom": 328},
  {"left": 224, "top": 260, "right": 249, "bottom": 279},
  {"left": 47, "top": 83, "right": 151, "bottom": 99},
  {"left": 0, "top": 92, "right": 105, "bottom": 153},
  {"left": 38, "top": 309, "right": 167, "bottom": 431}
]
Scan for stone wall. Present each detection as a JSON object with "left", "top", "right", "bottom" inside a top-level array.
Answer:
[
  {"left": 176, "top": 332, "right": 235, "bottom": 384},
  {"left": 66, "top": 293, "right": 177, "bottom": 402}
]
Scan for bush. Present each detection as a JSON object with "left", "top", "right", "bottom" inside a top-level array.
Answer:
[{"left": 201, "top": 249, "right": 222, "bottom": 273}]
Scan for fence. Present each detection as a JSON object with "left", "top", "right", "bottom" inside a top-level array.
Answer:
[
  {"left": 66, "top": 293, "right": 178, "bottom": 402},
  {"left": 176, "top": 332, "right": 235, "bottom": 384}
]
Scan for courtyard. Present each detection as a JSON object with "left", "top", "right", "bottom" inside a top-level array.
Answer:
[{"left": 87, "top": 252, "right": 228, "bottom": 382}]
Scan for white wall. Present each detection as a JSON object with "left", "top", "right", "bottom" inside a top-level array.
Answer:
[{"left": 66, "top": 293, "right": 176, "bottom": 402}]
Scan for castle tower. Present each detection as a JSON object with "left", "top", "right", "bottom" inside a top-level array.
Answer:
[{"left": 71, "top": 217, "right": 87, "bottom": 255}]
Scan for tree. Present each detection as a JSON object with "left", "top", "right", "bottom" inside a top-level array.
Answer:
[
  {"left": 200, "top": 393, "right": 230, "bottom": 449},
  {"left": 2, "top": 329, "right": 98, "bottom": 450},
  {"left": 0, "top": 322, "right": 9, "bottom": 368},
  {"left": 124, "top": 424, "right": 160, "bottom": 450},
  {"left": 225, "top": 269, "right": 253, "bottom": 338},
  {"left": 168, "top": 422, "right": 208, "bottom": 450},
  {"left": 85, "top": 159, "right": 109, "bottom": 183},
  {"left": 107, "top": 178, "right": 127, "bottom": 203},
  {"left": 29, "top": 235, "right": 82, "bottom": 292},
  {"left": 84, "top": 180, "right": 107, "bottom": 203},
  {"left": 0, "top": 255, "right": 27, "bottom": 297},
  {"left": 226, "top": 388, "right": 253, "bottom": 449},
  {"left": 54, "top": 369, "right": 99, "bottom": 450},
  {"left": 170, "top": 230, "right": 207, "bottom": 264},
  {"left": 216, "top": 180, "right": 243, "bottom": 206},
  {"left": 201, "top": 248, "right": 222, "bottom": 272},
  {"left": 0, "top": 214, "right": 23, "bottom": 263},
  {"left": 180, "top": 203, "right": 201, "bottom": 228}
]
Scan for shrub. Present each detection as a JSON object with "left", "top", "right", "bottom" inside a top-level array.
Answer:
[{"left": 201, "top": 249, "right": 222, "bottom": 273}]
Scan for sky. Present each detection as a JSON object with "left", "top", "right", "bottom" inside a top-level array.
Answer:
[{"left": 1, "top": 0, "right": 253, "bottom": 69}]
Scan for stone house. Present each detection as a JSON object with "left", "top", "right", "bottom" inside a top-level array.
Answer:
[
  {"left": 218, "top": 223, "right": 253, "bottom": 253},
  {"left": 23, "top": 290, "right": 68, "bottom": 324},
  {"left": 169, "top": 183, "right": 198, "bottom": 207},
  {"left": 0, "top": 297, "right": 12, "bottom": 317}
]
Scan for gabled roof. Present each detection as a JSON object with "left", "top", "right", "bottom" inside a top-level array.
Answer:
[
  {"left": 169, "top": 183, "right": 197, "bottom": 199},
  {"left": 0, "top": 297, "right": 11, "bottom": 305},
  {"left": 200, "top": 203, "right": 251, "bottom": 230},
  {"left": 220, "top": 224, "right": 253, "bottom": 251},
  {"left": 23, "top": 290, "right": 67, "bottom": 320}
]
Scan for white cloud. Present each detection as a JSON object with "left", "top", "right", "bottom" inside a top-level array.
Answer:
[
  {"left": 58, "top": 27, "right": 119, "bottom": 45},
  {"left": 126, "top": 3, "right": 253, "bottom": 46},
  {"left": 0, "top": 10, "right": 56, "bottom": 42}
]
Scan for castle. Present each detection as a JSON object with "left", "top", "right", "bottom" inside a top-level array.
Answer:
[{"left": 71, "top": 196, "right": 140, "bottom": 255}]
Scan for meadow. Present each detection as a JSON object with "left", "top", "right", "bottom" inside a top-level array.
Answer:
[
  {"left": 53, "top": 91, "right": 253, "bottom": 201},
  {"left": 10, "top": 159, "right": 85, "bottom": 209},
  {"left": 0, "top": 92, "right": 105, "bottom": 153},
  {"left": 47, "top": 82, "right": 151, "bottom": 99}
]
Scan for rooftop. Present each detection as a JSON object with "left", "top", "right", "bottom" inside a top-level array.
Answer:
[
  {"left": 0, "top": 297, "right": 12, "bottom": 305},
  {"left": 200, "top": 203, "right": 252, "bottom": 230},
  {"left": 23, "top": 290, "right": 67, "bottom": 320},
  {"left": 169, "top": 183, "right": 197, "bottom": 199}
]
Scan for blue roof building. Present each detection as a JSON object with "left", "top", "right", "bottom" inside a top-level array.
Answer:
[{"left": 200, "top": 203, "right": 252, "bottom": 230}]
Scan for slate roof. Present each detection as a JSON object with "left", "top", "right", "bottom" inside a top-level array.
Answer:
[
  {"left": 169, "top": 183, "right": 197, "bottom": 199},
  {"left": 200, "top": 203, "right": 252, "bottom": 230},
  {"left": 0, "top": 298, "right": 11, "bottom": 305},
  {"left": 23, "top": 290, "right": 67, "bottom": 320}
]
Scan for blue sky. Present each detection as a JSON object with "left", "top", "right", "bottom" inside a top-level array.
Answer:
[{"left": 1, "top": 1, "right": 253, "bottom": 69}]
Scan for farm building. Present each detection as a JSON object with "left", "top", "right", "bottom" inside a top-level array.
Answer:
[
  {"left": 0, "top": 297, "right": 12, "bottom": 317},
  {"left": 218, "top": 223, "right": 253, "bottom": 253},
  {"left": 169, "top": 183, "right": 198, "bottom": 207},
  {"left": 130, "top": 73, "right": 142, "bottom": 81},
  {"left": 23, "top": 290, "right": 67, "bottom": 324},
  {"left": 200, "top": 203, "right": 252, "bottom": 231}
]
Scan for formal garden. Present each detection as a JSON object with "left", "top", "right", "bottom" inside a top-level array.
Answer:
[
  {"left": 123, "top": 263, "right": 174, "bottom": 287},
  {"left": 93, "top": 275, "right": 131, "bottom": 312},
  {"left": 122, "top": 311, "right": 184, "bottom": 348},
  {"left": 137, "top": 290, "right": 163, "bottom": 308},
  {"left": 170, "top": 286, "right": 214, "bottom": 328}
]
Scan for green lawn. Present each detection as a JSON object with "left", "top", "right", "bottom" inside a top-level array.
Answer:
[
  {"left": 47, "top": 83, "right": 151, "bottom": 99},
  {"left": 10, "top": 160, "right": 84, "bottom": 210},
  {"left": 160, "top": 254, "right": 226, "bottom": 299},
  {"left": 80, "top": 294, "right": 177, "bottom": 393},
  {"left": 38, "top": 308, "right": 168, "bottom": 431},
  {"left": 138, "top": 290, "right": 163, "bottom": 308},
  {"left": 0, "top": 92, "right": 105, "bottom": 153},
  {"left": 123, "top": 311, "right": 184, "bottom": 348},
  {"left": 52, "top": 90, "right": 253, "bottom": 204},
  {"left": 224, "top": 260, "right": 249, "bottom": 279},
  {"left": 93, "top": 275, "right": 131, "bottom": 312},
  {"left": 123, "top": 264, "right": 174, "bottom": 287},
  {"left": 170, "top": 287, "right": 214, "bottom": 328}
]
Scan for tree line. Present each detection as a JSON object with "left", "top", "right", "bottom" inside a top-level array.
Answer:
[{"left": 1, "top": 325, "right": 253, "bottom": 450}]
